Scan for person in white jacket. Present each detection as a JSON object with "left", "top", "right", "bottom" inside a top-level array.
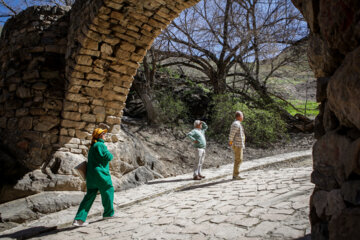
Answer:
[{"left": 229, "top": 111, "right": 246, "bottom": 180}]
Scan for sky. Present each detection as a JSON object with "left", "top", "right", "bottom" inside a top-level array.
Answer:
[{"left": 0, "top": 0, "right": 37, "bottom": 26}]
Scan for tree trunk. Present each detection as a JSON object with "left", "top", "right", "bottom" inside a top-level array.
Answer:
[
  {"left": 133, "top": 77, "right": 159, "bottom": 125},
  {"left": 211, "top": 72, "right": 227, "bottom": 94}
]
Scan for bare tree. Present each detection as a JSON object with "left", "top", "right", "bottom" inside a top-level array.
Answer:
[
  {"left": 157, "top": 0, "right": 307, "bottom": 108},
  {"left": 0, "top": 0, "right": 74, "bottom": 22},
  {"left": 0, "top": 0, "right": 21, "bottom": 20}
]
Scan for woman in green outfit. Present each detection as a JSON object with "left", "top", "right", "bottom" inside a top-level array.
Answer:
[{"left": 73, "top": 128, "right": 115, "bottom": 227}]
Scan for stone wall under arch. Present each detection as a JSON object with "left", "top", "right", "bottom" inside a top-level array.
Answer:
[
  {"left": 0, "top": 0, "right": 200, "bottom": 203},
  {"left": 292, "top": 0, "right": 360, "bottom": 239},
  {"left": 60, "top": 0, "right": 199, "bottom": 153},
  {"left": 0, "top": 6, "right": 70, "bottom": 182}
]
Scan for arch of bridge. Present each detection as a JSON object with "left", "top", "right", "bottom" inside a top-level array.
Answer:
[{"left": 60, "top": 0, "right": 199, "bottom": 147}]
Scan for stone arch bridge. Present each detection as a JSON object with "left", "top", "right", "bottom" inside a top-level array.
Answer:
[{"left": 0, "top": 0, "right": 360, "bottom": 238}]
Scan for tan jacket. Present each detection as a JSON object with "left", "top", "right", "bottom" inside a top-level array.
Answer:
[{"left": 229, "top": 120, "right": 245, "bottom": 148}]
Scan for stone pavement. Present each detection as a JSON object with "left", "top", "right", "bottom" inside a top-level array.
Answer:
[{"left": 0, "top": 150, "right": 312, "bottom": 239}]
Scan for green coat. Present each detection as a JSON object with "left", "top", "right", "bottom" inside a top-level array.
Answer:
[{"left": 86, "top": 139, "right": 114, "bottom": 190}]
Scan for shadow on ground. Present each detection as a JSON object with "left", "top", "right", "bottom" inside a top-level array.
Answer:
[
  {"left": 0, "top": 226, "right": 58, "bottom": 240},
  {"left": 295, "top": 234, "right": 312, "bottom": 240},
  {"left": 146, "top": 178, "right": 194, "bottom": 185},
  {"left": 177, "top": 179, "right": 233, "bottom": 192}
]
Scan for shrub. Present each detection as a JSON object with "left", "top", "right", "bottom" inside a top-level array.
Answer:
[
  {"left": 208, "top": 94, "right": 288, "bottom": 147},
  {"left": 156, "top": 93, "right": 189, "bottom": 124}
]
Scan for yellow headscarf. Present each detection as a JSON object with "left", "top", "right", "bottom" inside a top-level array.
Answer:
[{"left": 91, "top": 128, "right": 108, "bottom": 145}]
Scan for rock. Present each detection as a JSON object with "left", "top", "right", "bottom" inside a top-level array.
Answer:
[
  {"left": 327, "top": 47, "right": 360, "bottom": 130},
  {"left": 341, "top": 181, "right": 360, "bottom": 205},
  {"left": 318, "top": 0, "right": 360, "bottom": 55},
  {"left": 0, "top": 198, "right": 37, "bottom": 223},
  {"left": 312, "top": 131, "right": 350, "bottom": 189},
  {"left": 33, "top": 116, "right": 60, "bottom": 132},
  {"left": 329, "top": 208, "right": 360, "bottom": 240},
  {"left": 322, "top": 102, "right": 338, "bottom": 131},
  {"left": 117, "top": 166, "right": 161, "bottom": 191},
  {"left": 16, "top": 86, "right": 32, "bottom": 99},
  {"left": 312, "top": 190, "right": 328, "bottom": 218},
  {"left": 118, "top": 160, "right": 135, "bottom": 175},
  {"left": 47, "top": 151, "right": 86, "bottom": 175},
  {"left": 0, "top": 191, "right": 84, "bottom": 224},
  {"left": 326, "top": 189, "right": 345, "bottom": 217},
  {"left": 343, "top": 138, "right": 360, "bottom": 178},
  {"left": 307, "top": 33, "right": 340, "bottom": 78}
]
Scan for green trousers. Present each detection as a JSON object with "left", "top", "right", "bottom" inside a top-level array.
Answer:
[{"left": 74, "top": 186, "right": 114, "bottom": 222}]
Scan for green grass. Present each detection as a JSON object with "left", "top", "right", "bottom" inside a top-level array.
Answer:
[{"left": 284, "top": 100, "right": 319, "bottom": 118}]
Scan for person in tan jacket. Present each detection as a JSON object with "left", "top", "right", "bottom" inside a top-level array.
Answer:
[{"left": 229, "top": 111, "right": 246, "bottom": 180}]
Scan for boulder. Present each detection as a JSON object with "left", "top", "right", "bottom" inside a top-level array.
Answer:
[
  {"left": 329, "top": 208, "right": 360, "bottom": 240},
  {"left": 312, "top": 131, "right": 350, "bottom": 189},
  {"left": 341, "top": 181, "right": 360, "bottom": 205},
  {"left": 0, "top": 191, "right": 84, "bottom": 224},
  {"left": 0, "top": 128, "right": 166, "bottom": 204},
  {"left": 327, "top": 47, "right": 360, "bottom": 130}
]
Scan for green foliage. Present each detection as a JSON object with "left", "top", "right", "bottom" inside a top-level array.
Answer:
[
  {"left": 158, "top": 66, "right": 181, "bottom": 79},
  {"left": 156, "top": 93, "right": 189, "bottom": 124},
  {"left": 282, "top": 100, "right": 319, "bottom": 118},
  {"left": 208, "top": 94, "right": 288, "bottom": 147}
]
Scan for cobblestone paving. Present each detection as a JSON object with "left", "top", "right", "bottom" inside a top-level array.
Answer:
[{"left": 31, "top": 165, "right": 313, "bottom": 240}]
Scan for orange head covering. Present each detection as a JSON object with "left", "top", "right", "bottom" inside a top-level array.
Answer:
[{"left": 91, "top": 128, "right": 108, "bottom": 145}]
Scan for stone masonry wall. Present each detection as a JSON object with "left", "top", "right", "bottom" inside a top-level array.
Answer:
[
  {"left": 0, "top": 0, "right": 200, "bottom": 203},
  {"left": 0, "top": 6, "right": 70, "bottom": 182},
  {"left": 292, "top": 0, "right": 360, "bottom": 239},
  {"left": 61, "top": 0, "right": 199, "bottom": 154}
]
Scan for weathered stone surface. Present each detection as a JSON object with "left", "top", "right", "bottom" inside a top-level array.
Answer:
[
  {"left": 100, "top": 43, "right": 113, "bottom": 55},
  {"left": 326, "top": 189, "right": 346, "bottom": 217},
  {"left": 61, "top": 120, "right": 86, "bottom": 129},
  {"left": 318, "top": 0, "right": 360, "bottom": 55},
  {"left": 16, "top": 86, "right": 32, "bottom": 99},
  {"left": 78, "top": 104, "right": 91, "bottom": 113},
  {"left": 106, "top": 116, "right": 121, "bottom": 124},
  {"left": 329, "top": 208, "right": 360, "bottom": 240},
  {"left": 15, "top": 108, "right": 29, "bottom": 117},
  {"left": 322, "top": 102, "right": 338, "bottom": 131},
  {"left": 66, "top": 93, "right": 89, "bottom": 103},
  {"left": 62, "top": 111, "right": 81, "bottom": 121},
  {"left": 48, "top": 151, "right": 86, "bottom": 175},
  {"left": 327, "top": 46, "right": 360, "bottom": 130},
  {"left": 312, "top": 131, "right": 350, "bottom": 189},
  {"left": 343, "top": 138, "right": 360, "bottom": 177},
  {"left": 316, "top": 77, "right": 328, "bottom": 103},
  {"left": 307, "top": 34, "right": 340, "bottom": 78},
  {"left": 0, "top": 192, "right": 84, "bottom": 223},
  {"left": 312, "top": 190, "right": 328, "bottom": 218},
  {"left": 292, "top": 1, "right": 360, "bottom": 238},
  {"left": 33, "top": 116, "right": 60, "bottom": 132},
  {"left": 18, "top": 117, "right": 33, "bottom": 130},
  {"left": 341, "top": 181, "right": 360, "bottom": 205},
  {"left": 81, "top": 113, "right": 96, "bottom": 122}
]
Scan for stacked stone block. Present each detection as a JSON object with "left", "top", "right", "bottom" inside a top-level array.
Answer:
[
  {"left": 0, "top": 6, "right": 70, "bottom": 172},
  {"left": 0, "top": 0, "right": 200, "bottom": 185},
  {"left": 61, "top": 0, "right": 199, "bottom": 154},
  {"left": 292, "top": 0, "right": 360, "bottom": 239}
]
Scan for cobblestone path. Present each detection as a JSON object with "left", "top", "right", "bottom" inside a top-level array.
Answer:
[{"left": 32, "top": 165, "right": 313, "bottom": 240}]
